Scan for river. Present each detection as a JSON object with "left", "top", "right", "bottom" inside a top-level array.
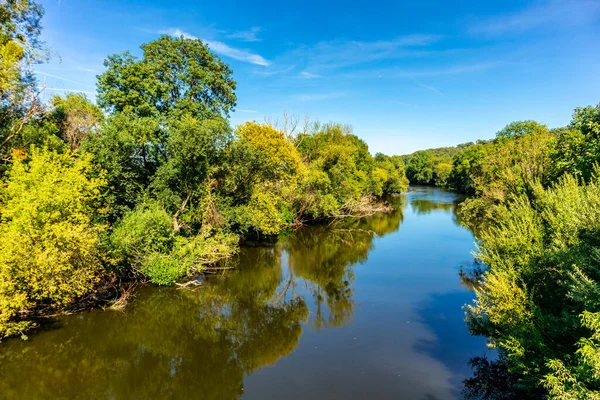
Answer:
[{"left": 0, "top": 186, "right": 489, "bottom": 399}]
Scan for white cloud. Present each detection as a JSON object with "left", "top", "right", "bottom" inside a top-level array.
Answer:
[
  {"left": 162, "top": 28, "right": 196, "bottom": 39},
  {"left": 468, "top": 0, "right": 600, "bottom": 36},
  {"left": 160, "top": 28, "right": 270, "bottom": 66},
  {"left": 298, "top": 71, "right": 323, "bottom": 79},
  {"left": 75, "top": 65, "right": 98, "bottom": 73},
  {"left": 227, "top": 27, "right": 262, "bottom": 42},
  {"left": 204, "top": 39, "right": 270, "bottom": 66},
  {"left": 294, "top": 34, "right": 442, "bottom": 72},
  {"left": 252, "top": 65, "right": 296, "bottom": 76}
]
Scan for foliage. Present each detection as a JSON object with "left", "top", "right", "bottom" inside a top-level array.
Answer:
[
  {"left": 403, "top": 144, "right": 471, "bottom": 187},
  {"left": 406, "top": 150, "right": 434, "bottom": 184},
  {"left": 373, "top": 153, "right": 408, "bottom": 196},
  {"left": 0, "top": 0, "right": 47, "bottom": 166},
  {"left": 97, "top": 35, "right": 236, "bottom": 120},
  {"left": 0, "top": 0, "right": 45, "bottom": 93},
  {"left": 150, "top": 115, "right": 231, "bottom": 221},
  {"left": 295, "top": 122, "right": 391, "bottom": 219},
  {"left": 236, "top": 121, "right": 303, "bottom": 182},
  {"left": 551, "top": 104, "right": 600, "bottom": 183},
  {"left": 0, "top": 26, "right": 403, "bottom": 336},
  {"left": 465, "top": 173, "right": 600, "bottom": 395},
  {"left": 110, "top": 201, "right": 175, "bottom": 270},
  {"left": 111, "top": 201, "right": 238, "bottom": 285},
  {"left": 543, "top": 311, "right": 600, "bottom": 399},
  {"left": 495, "top": 120, "right": 549, "bottom": 138},
  {"left": 50, "top": 93, "right": 103, "bottom": 150},
  {"left": 0, "top": 147, "right": 106, "bottom": 339},
  {"left": 453, "top": 122, "right": 555, "bottom": 229}
]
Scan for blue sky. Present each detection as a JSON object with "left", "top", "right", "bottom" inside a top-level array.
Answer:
[{"left": 36, "top": 0, "right": 600, "bottom": 154}]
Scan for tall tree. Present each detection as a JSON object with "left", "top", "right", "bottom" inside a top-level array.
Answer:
[{"left": 97, "top": 35, "right": 237, "bottom": 120}]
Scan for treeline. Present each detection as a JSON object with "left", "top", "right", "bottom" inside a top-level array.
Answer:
[
  {"left": 0, "top": 1, "right": 408, "bottom": 339},
  {"left": 411, "top": 109, "right": 600, "bottom": 396},
  {"left": 398, "top": 68, "right": 600, "bottom": 398},
  {"left": 402, "top": 143, "right": 473, "bottom": 187}
]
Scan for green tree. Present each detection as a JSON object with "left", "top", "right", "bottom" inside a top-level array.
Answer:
[
  {"left": 50, "top": 93, "right": 103, "bottom": 150},
  {"left": 551, "top": 103, "right": 600, "bottom": 183},
  {"left": 111, "top": 201, "right": 238, "bottom": 285},
  {"left": 495, "top": 120, "right": 548, "bottom": 138},
  {"left": 373, "top": 153, "right": 408, "bottom": 195},
  {"left": 0, "top": 0, "right": 44, "bottom": 93},
  {"left": 218, "top": 122, "right": 302, "bottom": 236},
  {"left": 97, "top": 35, "right": 236, "bottom": 120},
  {"left": 406, "top": 150, "right": 434, "bottom": 184},
  {"left": 455, "top": 122, "right": 555, "bottom": 229},
  {"left": 82, "top": 114, "right": 162, "bottom": 221},
  {"left": 295, "top": 123, "right": 376, "bottom": 218},
  {"left": 150, "top": 115, "right": 231, "bottom": 229}
]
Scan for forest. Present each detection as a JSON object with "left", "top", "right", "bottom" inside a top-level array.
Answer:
[{"left": 3, "top": 1, "right": 600, "bottom": 399}]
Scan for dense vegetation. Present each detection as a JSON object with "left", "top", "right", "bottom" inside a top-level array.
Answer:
[
  {"left": 0, "top": 1, "right": 408, "bottom": 339},
  {"left": 402, "top": 143, "right": 472, "bottom": 186},
  {"left": 0, "top": 202, "right": 406, "bottom": 398},
  {"left": 398, "top": 75, "right": 600, "bottom": 400},
  {"left": 4, "top": 3, "right": 600, "bottom": 399},
  {"left": 454, "top": 106, "right": 600, "bottom": 399},
  {"left": 408, "top": 108, "right": 600, "bottom": 397}
]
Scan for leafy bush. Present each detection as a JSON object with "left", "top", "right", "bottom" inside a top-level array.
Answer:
[
  {"left": 0, "top": 147, "right": 106, "bottom": 338},
  {"left": 466, "top": 173, "right": 600, "bottom": 395},
  {"left": 111, "top": 201, "right": 175, "bottom": 271}
]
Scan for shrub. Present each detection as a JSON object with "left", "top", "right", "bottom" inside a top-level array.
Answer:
[{"left": 0, "top": 147, "right": 106, "bottom": 338}]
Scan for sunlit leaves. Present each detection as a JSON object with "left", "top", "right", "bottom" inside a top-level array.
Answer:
[{"left": 0, "top": 147, "right": 106, "bottom": 338}]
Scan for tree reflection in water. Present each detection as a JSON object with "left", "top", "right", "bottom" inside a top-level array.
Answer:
[{"left": 0, "top": 195, "right": 406, "bottom": 399}]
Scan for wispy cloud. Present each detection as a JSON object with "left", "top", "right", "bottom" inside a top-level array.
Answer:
[
  {"left": 294, "top": 34, "right": 442, "bottom": 72},
  {"left": 237, "top": 109, "right": 258, "bottom": 113},
  {"left": 34, "top": 71, "right": 96, "bottom": 87},
  {"left": 205, "top": 39, "right": 269, "bottom": 66},
  {"left": 411, "top": 78, "right": 444, "bottom": 96},
  {"left": 294, "top": 92, "right": 346, "bottom": 102},
  {"left": 341, "top": 61, "right": 504, "bottom": 80},
  {"left": 227, "top": 27, "right": 262, "bottom": 42},
  {"left": 75, "top": 65, "right": 98, "bottom": 73},
  {"left": 252, "top": 65, "right": 296, "bottom": 76},
  {"left": 161, "top": 28, "right": 270, "bottom": 66},
  {"left": 298, "top": 71, "right": 323, "bottom": 79},
  {"left": 468, "top": 0, "right": 600, "bottom": 36}
]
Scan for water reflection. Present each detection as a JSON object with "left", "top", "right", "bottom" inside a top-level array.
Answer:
[
  {"left": 0, "top": 270, "right": 309, "bottom": 399},
  {"left": 0, "top": 187, "right": 487, "bottom": 400}
]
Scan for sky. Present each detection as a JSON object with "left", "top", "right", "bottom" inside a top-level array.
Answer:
[{"left": 35, "top": 0, "right": 600, "bottom": 155}]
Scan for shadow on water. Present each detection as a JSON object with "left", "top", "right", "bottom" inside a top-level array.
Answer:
[{"left": 0, "top": 187, "right": 492, "bottom": 399}]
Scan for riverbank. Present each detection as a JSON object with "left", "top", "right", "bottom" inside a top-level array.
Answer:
[{"left": 0, "top": 187, "right": 486, "bottom": 399}]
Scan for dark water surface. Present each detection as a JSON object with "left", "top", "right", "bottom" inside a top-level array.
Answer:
[{"left": 0, "top": 186, "right": 488, "bottom": 399}]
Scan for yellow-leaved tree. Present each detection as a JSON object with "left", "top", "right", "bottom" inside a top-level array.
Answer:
[
  {"left": 0, "top": 147, "right": 106, "bottom": 339},
  {"left": 231, "top": 122, "right": 304, "bottom": 235}
]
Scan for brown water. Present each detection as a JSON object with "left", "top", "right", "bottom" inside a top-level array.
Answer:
[{"left": 0, "top": 187, "right": 488, "bottom": 399}]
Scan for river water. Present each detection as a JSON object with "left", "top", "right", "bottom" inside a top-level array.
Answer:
[{"left": 0, "top": 186, "right": 488, "bottom": 399}]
